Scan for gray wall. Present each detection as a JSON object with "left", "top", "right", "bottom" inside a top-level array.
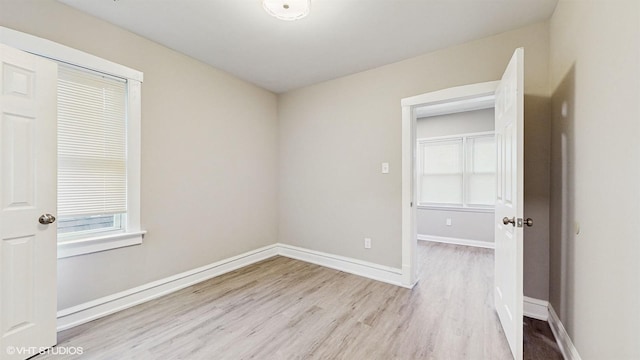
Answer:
[
  {"left": 417, "top": 209, "right": 494, "bottom": 242},
  {"left": 416, "top": 108, "right": 494, "bottom": 138},
  {"left": 0, "top": 0, "right": 279, "bottom": 310},
  {"left": 278, "top": 22, "right": 551, "bottom": 300},
  {"left": 549, "top": 1, "right": 640, "bottom": 358},
  {"left": 416, "top": 109, "right": 495, "bottom": 243}
]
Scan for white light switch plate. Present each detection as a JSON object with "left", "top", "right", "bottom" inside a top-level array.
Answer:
[{"left": 381, "top": 162, "right": 389, "bottom": 174}]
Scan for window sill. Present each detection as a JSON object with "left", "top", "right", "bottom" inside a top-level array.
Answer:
[
  {"left": 417, "top": 205, "right": 494, "bottom": 213},
  {"left": 57, "top": 230, "right": 147, "bottom": 259}
]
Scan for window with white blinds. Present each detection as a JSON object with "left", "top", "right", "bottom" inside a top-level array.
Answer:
[
  {"left": 419, "top": 138, "right": 464, "bottom": 205},
  {"left": 5, "top": 26, "right": 144, "bottom": 256},
  {"left": 417, "top": 132, "right": 495, "bottom": 209},
  {"left": 465, "top": 135, "right": 496, "bottom": 206},
  {"left": 57, "top": 65, "right": 127, "bottom": 236}
]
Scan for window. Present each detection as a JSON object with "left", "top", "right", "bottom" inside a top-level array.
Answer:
[
  {"left": 419, "top": 138, "right": 464, "bottom": 205},
  {"left": 0, "top": 26, "right": 145, "bottom": 258},
  {"left": 57, "top": 65, "right": 127, "bottom": 239},
  {"left": 417, "top": 132, "right": 495, "bottom": 209}
]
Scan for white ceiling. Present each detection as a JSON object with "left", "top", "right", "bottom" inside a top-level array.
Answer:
[{"left": 58, "top": 0, "right": 558, "bottom": 93}]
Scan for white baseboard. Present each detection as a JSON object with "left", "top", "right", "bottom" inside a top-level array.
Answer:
[
  {"left": 57, "top": 243, "right": 406, "bottom": 331},
  {"left": 277, "top": 243, "right": 406, "bottom": 288},
  {"left": 548, "top": 304, "right": 582, "bottom": 360},
  {"left": 523, "top": 296, "right": 548, "bottom": 321},
  {"left": 56, "top": 244, "right": 279, "bottom": 331},
  {"left": 418, "top": 234, "right": 495, "bottom": 249}
]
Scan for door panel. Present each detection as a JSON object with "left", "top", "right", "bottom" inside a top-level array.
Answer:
[
  {"left": 2, "top": 114, "right": 35, "bottom": 209},
  {"left": 0, "top": 44, "right": 57, "bottom": 360},
  {"left": 494, "top": 47, "right": 524, "bottom": 360},
  {"left": 1, "top": 236, "right": 35, "bottom": 335}
]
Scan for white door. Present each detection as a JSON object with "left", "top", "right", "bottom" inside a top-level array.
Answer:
[
  {"left": 0, "top": 44, "right": 57, "bottom": 359},
  {"left": 494, "top": 47, "right": 524, "bottom": 360}
]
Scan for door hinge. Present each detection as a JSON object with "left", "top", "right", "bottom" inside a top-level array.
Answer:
[{"left": 410, "top": 202, "right": 413, "bottom": 207}]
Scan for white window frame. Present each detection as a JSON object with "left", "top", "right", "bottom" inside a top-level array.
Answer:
[
  {"left": 417, "top": 130, "right": 495, "bottom": 212},
  {"left": 1, "top": 26, "right": 145, "bottom": 258}
]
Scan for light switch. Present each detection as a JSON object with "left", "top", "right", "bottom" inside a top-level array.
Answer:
[{"left": 381, "top": 162, "right": 389, "bottom": 174}]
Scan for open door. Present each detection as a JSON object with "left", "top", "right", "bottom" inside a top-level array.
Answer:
[
  {"left": 494, "top": 47, "right": 524, "bottom": 360},
  {"left": 0, "top": 44, "right": 58, "bottom": 359}
]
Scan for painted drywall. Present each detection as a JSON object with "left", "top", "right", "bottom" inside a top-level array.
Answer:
[
  {"left": 416, "top": 109, "right": 495, "bottom": 243},
  {"left": 549, "top": 1, "right": 640, "bottom": 358},
  {"left": 416, "top": 108, "right": 495, "bottom": 138},
  {"left": 0, "top": 0, "right": 278, "bottom": 310},
  {"left": 417, "top": 209, "right": 494, "bottom": 243},
  {"left": 278, "top": 22, "right": 551, "bottom": 300}
]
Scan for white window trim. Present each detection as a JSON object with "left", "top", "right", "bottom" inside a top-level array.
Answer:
[
  {"left": 417, "top": 130, "right": 495, "bottom": 211},
  {"left": 0, "top": 27, "right": 143, "bottom": 82},
  {"left": 1, "top": 26, "right": 145, "bottom": 258}
]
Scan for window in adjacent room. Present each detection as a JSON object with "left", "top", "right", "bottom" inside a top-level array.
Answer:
[{"left": 417, "top": 132, "right": 495, "bottom": 209}]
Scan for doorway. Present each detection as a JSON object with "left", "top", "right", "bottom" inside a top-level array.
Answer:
[{"left": 400, "top": 81, "right": 499, "bottom": 287}]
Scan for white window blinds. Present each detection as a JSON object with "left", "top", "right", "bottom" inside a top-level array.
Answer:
[
  {"left": 465, "top": 135, "right": 496, "bottom": 206},
  {"left": 417, "top": 133, "right": 496, "bottom": 208},
  {"left": 57, "top": 65, "right": 127, "bottom": 217},
  {"left": 419, "top": 139, "right": 464, "bottom": 205}
]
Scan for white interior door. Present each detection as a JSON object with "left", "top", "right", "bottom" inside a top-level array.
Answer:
[
  {"left": 494, "top": 47, "right": 524, "bottom": 360},
  {"left": 0, "top": 44, "right": 57, "bottom": 359}
]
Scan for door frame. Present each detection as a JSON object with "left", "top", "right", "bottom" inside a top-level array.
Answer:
[{"left": 400, "top": 81, "right": 499, "bottom": 287}]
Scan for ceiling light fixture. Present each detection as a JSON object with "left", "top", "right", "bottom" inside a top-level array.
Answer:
[{"left": 262, "top": 0, "right": 310, "bottom": 21}]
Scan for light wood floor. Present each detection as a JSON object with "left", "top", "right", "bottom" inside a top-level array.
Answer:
[{"left": 44, "top": 242, "right": 525, "bottom": 359}]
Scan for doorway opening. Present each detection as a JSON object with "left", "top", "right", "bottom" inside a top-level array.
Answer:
[{"left": 400, "top": 81, "right": 499, "bottom": 287}]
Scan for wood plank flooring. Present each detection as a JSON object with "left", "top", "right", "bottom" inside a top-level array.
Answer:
[{"left": 41, "top": 242, "right": 560, "bottom": 359}]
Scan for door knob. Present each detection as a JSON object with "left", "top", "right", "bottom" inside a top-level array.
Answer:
[
  {"left": 38, "top": 214, "right": 56, "bottom": 225},
  {"left": 502, "top": 217, "right": 515, "bottom": 226},
  {"left": 524, "top": 218, "right": 533, "bottom": 227}
]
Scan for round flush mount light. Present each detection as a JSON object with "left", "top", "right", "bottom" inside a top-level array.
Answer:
[{"left": 262, "top": 0, "right": 310, "bottom": 21}]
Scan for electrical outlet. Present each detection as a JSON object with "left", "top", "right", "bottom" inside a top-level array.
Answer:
[
  {"left": 446, "top": 218, "right": 452, "bottom": 226},
  {"left": 364, "top": 238, "right": 372, "bottom": 249}
]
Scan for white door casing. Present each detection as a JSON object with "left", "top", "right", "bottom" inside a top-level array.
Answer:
[
  {"left": 494, "top": 47, "right": 524, "bottom": 360},
  {"left": 0, "top": 44, "right": 57, "bottom": 359}
]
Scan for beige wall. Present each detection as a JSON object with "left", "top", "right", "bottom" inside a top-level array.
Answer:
[
  {"left": 0, "top": 0, "right": 279, "bottom": 309},
  {"left": 549, "top": 1, "right": 640, "bottom": 358},
  {"left": 417, "top": 108, "right": 495, "bottom": 138},
  {"left": 278, "top": 22, "right": 551, "bottom": 299}
]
